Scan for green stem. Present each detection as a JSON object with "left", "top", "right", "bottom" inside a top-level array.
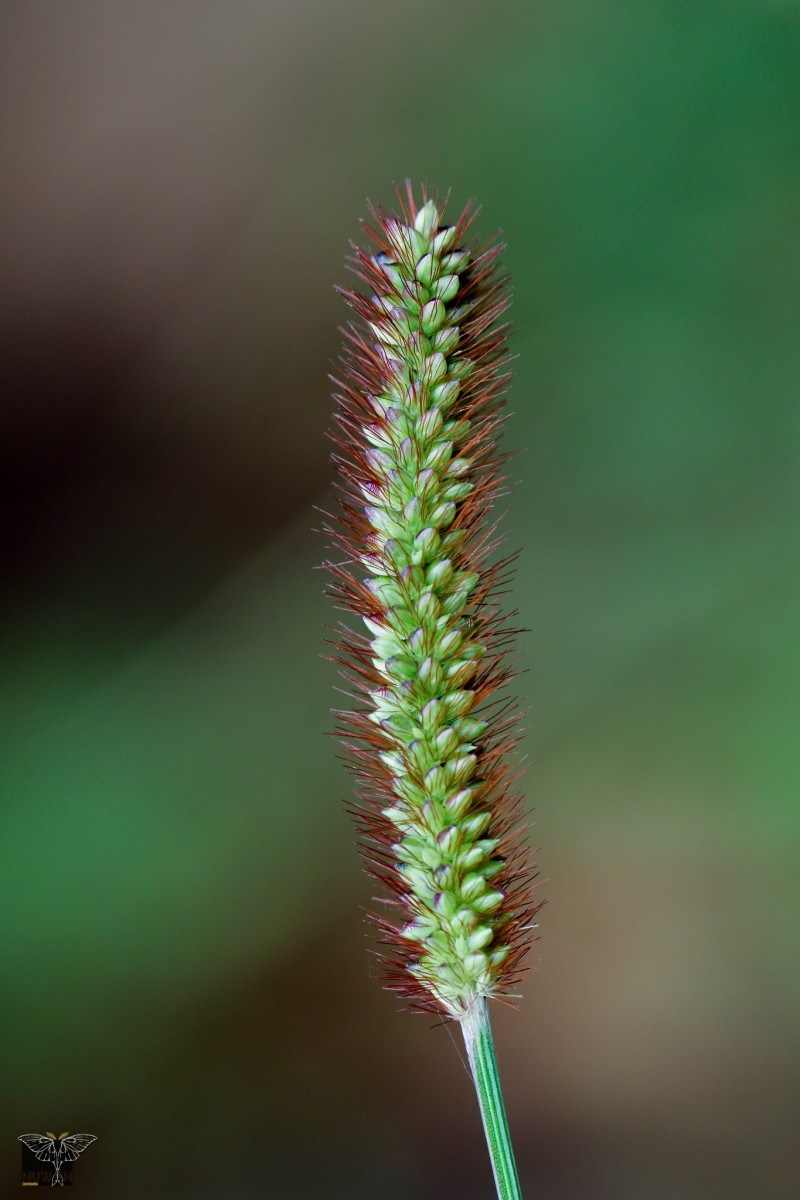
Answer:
[{"left": 461, "top": 999, "right": 524, "bottom": 1200}]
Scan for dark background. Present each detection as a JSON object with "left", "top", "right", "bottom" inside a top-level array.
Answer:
[{"left": 1, "top": 2, "right": 798, "bottom": 1197}]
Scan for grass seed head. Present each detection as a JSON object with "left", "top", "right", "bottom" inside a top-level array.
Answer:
[{"left": 325, "top": 182, "right": 542, "bottom": 1019}]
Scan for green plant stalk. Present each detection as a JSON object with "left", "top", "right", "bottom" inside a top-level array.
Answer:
[
  {"left": 328, "top": 185, "right": 542, "bottom": 1200},
  {"left": 462, "top": 1000, "right": 523, "bottom": 1200}
]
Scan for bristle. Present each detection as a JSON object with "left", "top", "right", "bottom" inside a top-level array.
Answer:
[{"left": 324, "top": 182, "right": 542, "bottom": 1019}]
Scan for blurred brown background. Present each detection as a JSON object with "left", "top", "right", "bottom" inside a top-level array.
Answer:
[{"left": 1, "top": 2, "right": 798, "bottom": 1197}]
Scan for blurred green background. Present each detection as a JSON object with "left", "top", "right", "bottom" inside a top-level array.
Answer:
[{"left": 1, "top": 2, "right": 798, "bottom": 1197}]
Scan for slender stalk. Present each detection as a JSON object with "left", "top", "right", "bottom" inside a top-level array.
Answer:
[
  {"left": 461, "top": 1000, "right": 523, "bottom": 1200},
  {"left": 326, "top": 185, "right": 542, "bottom": 1198}
]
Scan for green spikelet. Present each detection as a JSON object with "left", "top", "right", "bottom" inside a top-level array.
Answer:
[{"left": 326, "top": 183, "right": 541, "bottom": 1021}]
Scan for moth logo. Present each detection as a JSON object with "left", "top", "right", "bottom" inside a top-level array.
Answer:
[{"left": 18, "top": 1132, "right": 97, "bottom": 1187}]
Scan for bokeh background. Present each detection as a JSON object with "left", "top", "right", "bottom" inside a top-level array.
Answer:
[{"left": 1, "top": 2, "right": 798, "bottom": 1197}]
